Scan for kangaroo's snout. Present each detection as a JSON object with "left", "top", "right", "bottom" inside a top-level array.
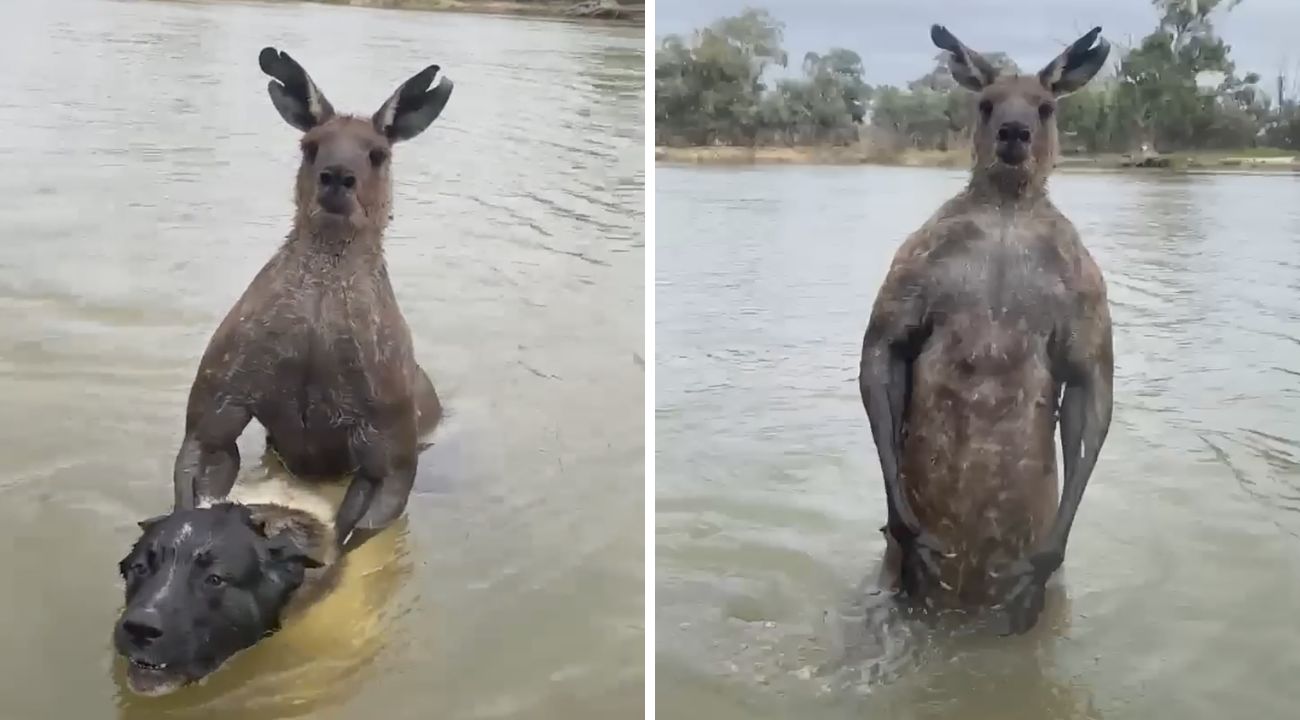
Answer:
[
  {"left": 319, "top": 165, "right": 356, "bottom": 190},
  {"left": 995, "top": 121, "right": 1032, "bottom": 166},
  {"left": 996, "top": 122, "right": 1031, "bottom": 145},
  {"left": 316, "top": 162, "right": 359, "bottom": 215}
]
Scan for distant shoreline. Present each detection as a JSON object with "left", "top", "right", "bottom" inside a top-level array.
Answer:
[
  {"left": 655, "top": 145, "right": 1300, "bottom": 173},
  {"left": 226, "top": 0, "right": 644, "bottom": 24}
]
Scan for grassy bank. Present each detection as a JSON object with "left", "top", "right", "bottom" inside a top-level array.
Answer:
[
  {"left": 227, "top": 0, "right": 644, "bottom": 23},
  {"left": 655, "top": 145, "right": 1300, "bottom": 173},
  {"left": 654, "top": 145, "right": 966, "bottom": 167}
]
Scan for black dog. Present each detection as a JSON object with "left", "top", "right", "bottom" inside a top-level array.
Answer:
[{"left": 114, "top": 494, "right": 335, "bottom": 696}]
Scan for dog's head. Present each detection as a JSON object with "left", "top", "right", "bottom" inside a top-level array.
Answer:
[{"left": 114, "top": 504, "right": 323, "bottom": 696}]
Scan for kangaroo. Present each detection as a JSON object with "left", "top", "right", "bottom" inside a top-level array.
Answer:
[
  {"left": 859, "top": 25, "right": 1114, "bottom": 635},
  {"left": 172, "top": 48, "right": 452, "bottom": 551}
]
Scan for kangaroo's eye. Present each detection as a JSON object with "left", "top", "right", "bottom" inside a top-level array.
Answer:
[
  {"left": 978, "top": 99, "right": 993, "bottom": 118},
  {"left": 302, "top": 141, "right": 319, "bottom": 163},
  {"left": 369, "top": 148, "right": 389, "bottom": 167},
  {"left": 1038, "top": 102, "right": 1055, "bottom": 119}
]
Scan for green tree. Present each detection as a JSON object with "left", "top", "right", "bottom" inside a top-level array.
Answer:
[
  {"left": 1058, "top": 87, "right": 1115, "bottom": 153},
  {"left": 655, "top": 9, "right": 865, "bottom": 147},
  {"left": 1108, "top": 0, "right": 1259, "bottom": 151},
  {"left": 802, "top": 48, "right": 871, "bottom": 122},
  {"left": 655, "top": 9, "right": 786, "bottom": 145},
  {"left": 658, "top": 4, "right": 1277, "bottom": 154}
]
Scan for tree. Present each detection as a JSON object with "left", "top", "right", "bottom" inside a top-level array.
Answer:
[
  {"left": 659, "top": 4, "right": 1277, "bottom": 153},
  {"left": 1104, "top": 0, "right": 1263, "bottom": 151},
  {"left": 802, "top": 48, "right": 871, "bottom": 123},
  {"left": 655, "top": 10, "right": 864, "bottom": 147}
]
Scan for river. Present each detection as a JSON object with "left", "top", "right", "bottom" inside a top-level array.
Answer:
[
  {"left": 0, "top": 1, "right": 644, "bottom": 718},
  {"left": 656, "top": 163, "right": 1300, "bottom": 719}
]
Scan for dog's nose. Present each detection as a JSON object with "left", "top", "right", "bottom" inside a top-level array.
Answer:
[
  {"left": 318, "top": 165, "right": 356, "bottom": 191},
  {"left": 997, "top": 122, "right": 1031, "bottom": 144},
  {"left": 120, "top": 609, "right": 164, "bottom": 647}
]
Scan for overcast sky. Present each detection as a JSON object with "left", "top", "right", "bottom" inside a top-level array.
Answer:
[{"left": 655, "top": 0, "right": 1300, "bottom": 95}]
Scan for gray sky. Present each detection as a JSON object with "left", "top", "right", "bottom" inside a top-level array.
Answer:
[{"left": 655, "top": 0, "right": 1300, "bottom": 95}]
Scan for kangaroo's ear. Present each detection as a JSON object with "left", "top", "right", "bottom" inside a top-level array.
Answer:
[
  {"left": 931, "top": 24, "right": 999, "bottom": 92},
  {"left": 1038, "top": 26, "right": 1110, "bottom": 97},
  {"left": 372, "top": 64, "right": 454, "bottom": 142},
  {"left": 259, "top": 47, "right": 336, "bottom": 131}
]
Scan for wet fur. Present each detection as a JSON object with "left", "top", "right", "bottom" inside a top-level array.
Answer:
[
  {"left": 860, "top": 25, "right": 1113, "bottom": 629},
  {"left": 206, "top": 482, "right": 343, "bottom": 611},
  {"left": 116, "top": 480, "right": 343, "bottom": 696},
  {"left": 172, "top": 48, "right": 452, "bottom": 550},
  {"left": 870, "top": 198, "right": 1105, "bottom": 601}
]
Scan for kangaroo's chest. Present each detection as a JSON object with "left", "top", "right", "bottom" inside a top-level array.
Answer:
[
  {"left": 926, "top": 216, "right": 1070, "bottom": 332},
  {"left": 245, "top": 270, "right": 408, "bottom": 433},
  {"left": 257, "top": 281, "right": 378, "bottom": 365}
]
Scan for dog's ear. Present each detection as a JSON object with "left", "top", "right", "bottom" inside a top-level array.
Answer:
[
  {"left": 247, "top": 515, "right": 269, "bottom": 538},
  {"left": 261, "top": 531, "right": 324, "bottom": 599},
  {"left": 137, "top": 513, "right": 168, "bottom": 532},
  {"left": 222, "top": 502, "right": 270, "bottom": 538},
  {"left": 118, "top": 528, "right": 155, "bottom": 581},
  {"left": 267, "top": 532, "right": 325, "bottom": 570}
]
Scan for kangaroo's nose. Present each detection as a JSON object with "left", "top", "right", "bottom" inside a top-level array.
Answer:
[
  {"left": 997, "top": 122, "right": 1032, "bottom": 144},
  {"left": 119, "top": 608, "right": 165, "bottom": 648},
  {"left": 318, "top": 165, "right": 356, "bottom": 190}
]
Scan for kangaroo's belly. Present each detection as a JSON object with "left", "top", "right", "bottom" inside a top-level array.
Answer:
[
  {"left": 900, "top": 318, "right": 1060, "bottom": 602},
  {"left": 262, "top": 413, "right": 354, "bottom": 477},
  {"left": 251, "top": 341, "right": 361, "bottom": 477}
]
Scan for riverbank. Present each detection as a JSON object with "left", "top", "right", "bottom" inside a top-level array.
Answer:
[
  {"left": 225, "top": 0, "right": 644, "bottom": 23},
  {"left": 655, "top": 145, "right": 1300, "bottom": 173}
]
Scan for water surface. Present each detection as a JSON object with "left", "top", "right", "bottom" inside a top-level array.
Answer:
[
  {"left": 0, "top": 1, "right": 644, "bottom": 717},
  {"left": 657, "top": 163, "right": 1300, "bottom": 719}
]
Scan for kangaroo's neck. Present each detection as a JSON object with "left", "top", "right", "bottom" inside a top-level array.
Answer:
[
  {"left": 286, "top": 216, "right": 385, "bottom": 264},
  {"left": 966, "top": 169, "right": 1049, "bottom": 210}
]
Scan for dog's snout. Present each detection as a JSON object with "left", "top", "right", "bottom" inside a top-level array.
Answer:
[
  {"left": 318, "top": 165, "right": 356, "bottom": 191},
  {"left": 120, "top": 609, "right": 164, "bottom": 647},
  {"left": 997, "top": 122, "right": 1031, "bottom": 144}
]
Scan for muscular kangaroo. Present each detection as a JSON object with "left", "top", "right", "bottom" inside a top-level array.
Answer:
[
  {"left": 860, "top": 25, "right": 1114, "bottom": 634},
  {"left": 172, "top": 48, "right": 452, "bottom": 551}
]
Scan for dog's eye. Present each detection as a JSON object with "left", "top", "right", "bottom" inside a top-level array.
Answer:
[
  {"left": 204, "top": 574, "right": 226, "bottom": 588},
  {"left": 369, "top": 148, "right": 388, "bottom": 167}
]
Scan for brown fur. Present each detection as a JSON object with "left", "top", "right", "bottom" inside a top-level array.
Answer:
[
  {"left": 172, "top": 48, "right": 453, "bottom": 551},
  {"left": 859, "top": 26, "right": 1113, "bottom": 632},
  {"left": 241, "top": 502, "right": 342, "bottom": 612}
]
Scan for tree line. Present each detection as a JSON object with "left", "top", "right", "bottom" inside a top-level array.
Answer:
[{"left": 655, "top": 1, "right": 1300, "bottom": 153}]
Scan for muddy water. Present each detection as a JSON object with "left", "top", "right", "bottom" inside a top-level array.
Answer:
[
  {"left": 656, "top": 165, "right": 1300, "bottom": 719},
  {"left": 0, "top": 1, "right": 643, "bottom": 717}
]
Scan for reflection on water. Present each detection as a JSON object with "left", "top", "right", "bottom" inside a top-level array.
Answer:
[
  {"left": 0, "top": 1, "right": 644, "bottom": 718},
  {"left": 656, "top": 164, "right": 1300, "bottom": 719}
]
